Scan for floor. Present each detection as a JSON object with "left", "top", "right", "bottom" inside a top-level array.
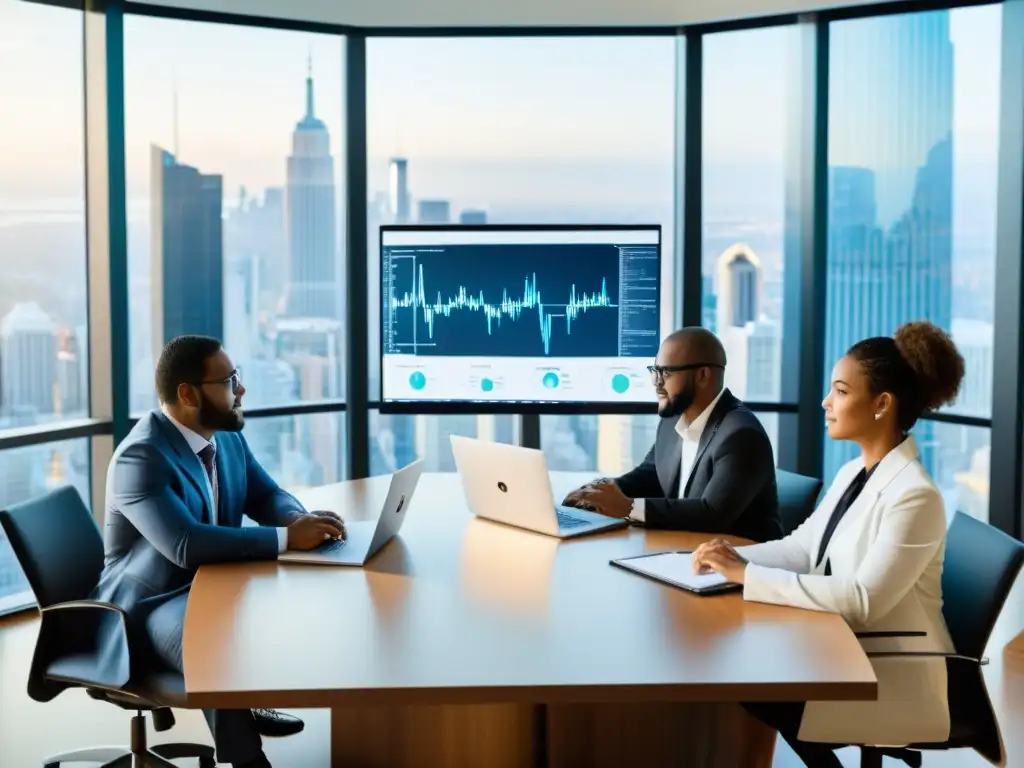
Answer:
[{"left": 1, "top": 576, "right": 1021, "bottom": 768}]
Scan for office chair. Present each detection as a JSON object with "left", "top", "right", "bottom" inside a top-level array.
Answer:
[
  {"left": 0, "top": 485, "right": 215, "bottom": 768},
  {"left": 775, "top": 468, "right": 823, "bottom": 536},
  {"left": 857, "top": 511, "right": 1024, "bottom": 768}
]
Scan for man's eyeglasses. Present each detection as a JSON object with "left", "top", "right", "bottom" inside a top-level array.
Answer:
[
  {"left": 646, "top": 363, "right": 723, "bottom": 382},
  {"left": 194, "top": 368, "right": 243, "bottom": 393}
]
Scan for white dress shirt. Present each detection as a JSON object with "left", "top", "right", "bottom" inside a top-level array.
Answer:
[
  {"left": 164, "top": 412, "right": 288, "bottom": 553},
  {"left": 629, "top": 388, "right": 726, "bottom": 523}
]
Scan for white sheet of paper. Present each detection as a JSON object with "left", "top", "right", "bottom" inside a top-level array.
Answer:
[{"left": 621, "top": 551, "right": 731, "bottom": 590}]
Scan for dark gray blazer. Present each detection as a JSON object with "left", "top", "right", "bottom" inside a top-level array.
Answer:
[
  {"left": 91, "top": 410, "right": 306, "bottom": 626},
  {"left": 615, "top": 389, "right": 782, "bottom": 543}
]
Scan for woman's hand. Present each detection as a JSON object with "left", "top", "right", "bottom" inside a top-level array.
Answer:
[{"left": 692, "top": 538, "right": 749, "bottom": 584}]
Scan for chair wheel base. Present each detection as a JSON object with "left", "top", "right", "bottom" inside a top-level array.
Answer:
[{"left": 199, "top": 758, "right": 216, "bottom": 768}]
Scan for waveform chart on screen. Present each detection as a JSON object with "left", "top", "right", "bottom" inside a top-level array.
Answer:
[{"left": 380, "top": 226, "right": 662, "bottom": 410}]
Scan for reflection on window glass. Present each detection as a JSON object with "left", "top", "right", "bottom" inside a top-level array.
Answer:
[
  {"left": 541, "top": 412, "right": 783, "bottom": 474},
  {"left": 0, "top": 1, "right": 88, "bottom": 431},
  {"left": 702, "top": 26, "right": 797, "bottom": 404},
  {"left": 366, "top": 37, "right": 675, "bottom": 471},
  {"left": 245, "top": 413, "right": 346, "bottom": 490},
  {"left": 824, "top": 6, "right": 999, "bottom": 522},
  {"left": 0, "top": 440, "right": 90, "bottom": 612},
  {"left": 124, "top": 17, "right": 346, "bottom": 414},
  {"left": 369, "top": 411, "right": 517, "bottom": 476}
]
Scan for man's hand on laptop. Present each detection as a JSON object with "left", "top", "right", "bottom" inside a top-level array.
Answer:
[
  {"left": 563, "top": 479, "right": 631, "bottom": 518},
  {"left": 286, "top": 514, "right": 345, "bottom": 551},
  {"left": 308, "top": 510, "right": 346, "bottom": 539}
]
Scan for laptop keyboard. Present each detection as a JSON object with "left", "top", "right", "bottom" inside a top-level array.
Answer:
[
  {"left": 315, "top": 538, "right": 348, "bottom": 555},
  {"left": 555, "top": 510, "right": 590, "bottom": 529}
]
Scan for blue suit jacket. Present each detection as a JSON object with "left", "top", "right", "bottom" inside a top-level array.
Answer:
[{"left": 91, "top": 410, "right": 306, "bottom": 623}]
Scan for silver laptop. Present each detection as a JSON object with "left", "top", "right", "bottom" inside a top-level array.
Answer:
[
  {"left": 279, "top": 458, "right": 424, "bottom": 566},
  {"left": 450, "top": 436, "right": 628, "bottom": 539}
]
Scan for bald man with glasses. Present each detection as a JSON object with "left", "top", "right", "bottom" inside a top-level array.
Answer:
[{"left": 563, "top": 327, "right": 783, "bottom": 543}]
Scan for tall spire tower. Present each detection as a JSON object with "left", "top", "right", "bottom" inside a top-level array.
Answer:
[{"left": 285, "top": 56, "right": 338, "bottom": 320}]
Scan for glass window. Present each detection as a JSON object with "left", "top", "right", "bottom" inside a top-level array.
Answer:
[
  {"left": 0, "top": 1, "right": 88, "bottom": 430},
  {"left": 124, "top": 17, "right": 346, "bottom": 414},
  {"left": 0, "top": 440, "right": 90, "bottom": 613},
  {"left": 369, "top": 411, "right": 518, "bottom": 476},
  {"left": 367, "top": 37, "right": 676, "bottom": 470},
  {"left": 244, "top": 413, "right": 347, "bottom": 491},
  {"left": 543, "top": 411, "right": 783, "bottom": 475},
  {"left": 824, "top": 5, "right": 999, "bottom": 521},
  {"left": 702, "top": 26, "right": 797, "bottom": 404}
]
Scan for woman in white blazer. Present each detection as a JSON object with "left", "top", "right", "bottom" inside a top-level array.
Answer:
[{"left": 693, "top": 321, "right": 965, "bottom": 768}]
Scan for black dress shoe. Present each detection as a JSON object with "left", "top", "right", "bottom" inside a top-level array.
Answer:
[{"left": 252, "top": 708, "right": 305, "bottom": 737}]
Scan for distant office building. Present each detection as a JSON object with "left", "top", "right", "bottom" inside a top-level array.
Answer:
[
  {"left": 150, "top": 144, "right": 224, "bottom": 350},
  {"left": 724, "top": 318, "right": 781, "bottom": 403},
  {"left": 389, "top": 157, "right": 411, "bottom": 224},
  {"left": 56, "top": 327, "right": 85, "bottom": 417},
  {"left": 716, "top": 245, "right": 762, "bottom": 331},
  {"left": 711, "top": 247, "right": 782, "bottom": 404},
  {"left": 286, "top": 62, "right": 338, "bottom": 320},
  {"left": 701, "top": 275, "right": 717, "bottom": 334},
  {"left": 459, "top": 209, "right": 488, "bottom": 225},
  {"left": 227, "top": 187, "right": 286, "bottom": 320},
  {"left": 0, "top": 302, "right": 57, "bottom": 420},
  {"left": 275, "top": 317, "right": 344, "bottom": 400},
  {"left": 951, "top": 318, "right": 993, "bottom": 418},
  {"left": 418, "top": 199, "right": 451, "bottom": 224},
  {"left": 824, "top": 14, "right": 954, "bottom": 481}
]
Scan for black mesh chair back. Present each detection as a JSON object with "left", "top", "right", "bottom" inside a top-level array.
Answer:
[
  {"left": 941, "top": 511, "right": 1024, "bottom": 661},
  {"left": 775, "top": 468, "right": 823, "bottom": 536},
  {"left": 0, "top": 485, "right": 104, "bottom": 608}
]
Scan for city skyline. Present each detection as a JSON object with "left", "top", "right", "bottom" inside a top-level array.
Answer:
[{"left": 0, "top": 2, "right": 1002, "bottom": 506}]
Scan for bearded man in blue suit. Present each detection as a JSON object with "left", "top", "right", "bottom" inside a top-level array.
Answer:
[{"left": 92, "top": 335, "right": 345, "bottom": 768}]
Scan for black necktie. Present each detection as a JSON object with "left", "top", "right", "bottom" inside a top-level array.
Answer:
[{"left": 198, "top": 444, "right": 216, "bottom": 522}]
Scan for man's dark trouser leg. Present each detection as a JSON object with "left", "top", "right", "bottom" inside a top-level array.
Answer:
[{"left": 145, "top": 593, "right": 263, "bottom": 765}]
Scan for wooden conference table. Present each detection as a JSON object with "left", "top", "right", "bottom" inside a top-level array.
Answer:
[{"left": 183, "top": 472, "right": 876, "bottom": 768}]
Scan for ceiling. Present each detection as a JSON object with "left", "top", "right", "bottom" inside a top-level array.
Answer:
[{"left": 131, "top": 0, "right": 905, "bottom": 28}]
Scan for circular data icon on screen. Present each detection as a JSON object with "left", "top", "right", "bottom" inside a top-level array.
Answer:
[
  {"left": 409, "top": 371, "right": 427, "bottom": 390},
  {"left": 542, "top": 372, "right": 560, "bottom": 389},
  {"left": 611, "top": 374, "right": 630, "bottom": 394},
  {"left": 481, "top": 378, "right": 494, "bottom": 392}
]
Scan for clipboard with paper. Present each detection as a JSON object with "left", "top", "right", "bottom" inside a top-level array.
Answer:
[{"left": 609, "top": 550, "right": 742, "bottom": 595}]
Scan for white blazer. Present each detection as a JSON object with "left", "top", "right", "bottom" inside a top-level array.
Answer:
[{"left": 739, "top": 435, "right": 953, "bottom": 746}]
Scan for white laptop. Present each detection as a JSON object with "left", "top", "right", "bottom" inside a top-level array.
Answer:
[
  {"left": 279, "top": 458, "right": 424, "bottom": 566},
  {"left": 450, "top": 436, "right": 628, "bottom": 539}
]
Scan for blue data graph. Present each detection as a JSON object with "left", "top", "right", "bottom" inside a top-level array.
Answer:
[
  {"left": 382, "top": 243, "right": 655, "bottom": 358},
  {"left": 392, "top": 264, "right": 613, "bottom": 356}
]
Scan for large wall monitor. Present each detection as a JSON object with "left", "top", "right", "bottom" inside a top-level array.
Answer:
[{"left": 379, "top": 225, "right": 662, "bottom": 414}]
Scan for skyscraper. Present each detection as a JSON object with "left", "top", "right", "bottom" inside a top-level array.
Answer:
[
  {"left": 716, "top": 245, "right": 762, "bottom": 332},
  {"left": 150, "top": 145, "right": 224, "bottom": 349},
  {"left": 825, "top": 12, "right": 954, "bottom": 480},
  {"left": 459, "top": 209, "right": 488, "bottom": 225},
  {"left": 286, "top": 61, "right": 338, "bottom": 320},
  {"left": 0, "top": 302, "right": 57, "bottom": 421},
  {"left": 389, "top": 157, "right": 410, "bottom": 224},
  {"left": 418, "top": 199, "right": 450, "bottom": 224}
]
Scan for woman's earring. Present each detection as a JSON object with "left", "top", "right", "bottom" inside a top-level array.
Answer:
[{"left": 874, "top": 413, "right": 882, "bottom": 421}]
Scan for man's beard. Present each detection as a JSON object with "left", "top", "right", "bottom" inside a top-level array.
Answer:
[
  {"left": 657, "top": 385, "right": 695, "bottom": 419},
  {"left": 198, "top": 398, "right": 244, "bottom": 432}
]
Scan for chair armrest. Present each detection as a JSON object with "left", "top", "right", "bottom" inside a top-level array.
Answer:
[
  {"left": 865, "top": 651, "right": 987, "bottom": 665},
  {"left": 36, "top": 599, "right": 132, "bottom": 690},
  {"left": 42, "top": 599, "right": 129, "bottom": 619}
]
